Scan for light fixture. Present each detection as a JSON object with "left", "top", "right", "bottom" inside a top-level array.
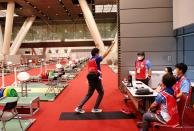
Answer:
[{"left": 58, "top": 0, "right": 73, "bottom": 21}]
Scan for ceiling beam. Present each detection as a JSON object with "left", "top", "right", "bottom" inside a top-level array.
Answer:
[{"left": 20, "top": 41, "right": 112, "bottom": 48}]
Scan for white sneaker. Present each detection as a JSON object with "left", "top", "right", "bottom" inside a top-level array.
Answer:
[
  {"left": 91, "top": 108, "right": 103, "bottom": 113},
  {"left": 75, "top": 107, "right": 85, "bottom": 114}
]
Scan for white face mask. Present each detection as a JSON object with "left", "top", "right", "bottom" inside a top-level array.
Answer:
[
  {"left": 173, "top": 69, "right": 177, "bottom": 76},
  {"left": 137, "top": 56, "right": 143, "bottom": 61}
]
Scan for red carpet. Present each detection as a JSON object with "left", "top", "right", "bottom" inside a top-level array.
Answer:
[{"left": 28, "top": 65, "right": 139, "bottom": 131}]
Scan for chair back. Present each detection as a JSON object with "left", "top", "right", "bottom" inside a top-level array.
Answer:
[
  {"left": 3, "top": 99, "right": 18, "bottom": 112},
  {"left": 178, "top": 94, "right": 188, "bottom": 126}
]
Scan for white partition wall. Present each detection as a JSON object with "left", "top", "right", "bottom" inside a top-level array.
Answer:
[{"left": 173, "top": 0, "right": 194, "bottom": 29}]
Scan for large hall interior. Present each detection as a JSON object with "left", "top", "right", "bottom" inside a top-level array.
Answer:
[{"left": 0, "top": 0, "right": 194, "bottom": 131}]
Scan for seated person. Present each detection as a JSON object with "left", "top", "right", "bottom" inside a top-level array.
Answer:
[
  {"left": 173, "top": 63, "right": 191, "bottom": 99},
  {"left": 137, "top": 74, "right": 179, "bottom": 131},
  {"left": 155, "top": 67, "right": 173, "bottom": 93}
]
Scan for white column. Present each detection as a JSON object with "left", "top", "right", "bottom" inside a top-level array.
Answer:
[
  {"left": 43, "top": 48, "right": 47, "bottom": 56},
  {"left": 0, "top": 24, "right": 3, "bottom": 54},
  {"left": 67, "top": 48, "right": 72, "bottom": 57},
  {"left": 112, "top": 33, "right": 118, "bottom": 53},
  {"left": 78, "top": 0, "right": 105, "bottom": 54},
  {"left": 10, "top": 16, "right": 36, "bottom": 55},
  {"left": 2, "top": 0, "right": 15, "bottom": 56}
]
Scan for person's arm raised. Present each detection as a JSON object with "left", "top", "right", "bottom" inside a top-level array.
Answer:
[{"left": 102, "top": 42, "right": 115, "bottom": 60}]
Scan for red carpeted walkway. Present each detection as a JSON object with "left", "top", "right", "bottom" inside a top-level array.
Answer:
[{"left": 28, "top": 65, "right": 139, "bottom": 131}]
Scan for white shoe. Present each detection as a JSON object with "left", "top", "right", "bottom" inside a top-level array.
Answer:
[
  {"left": 75, "top": 107, "right": 85, "bottom": 114},
  {"left": 91, "top": 108, "right": 103, "bottom": 113}
]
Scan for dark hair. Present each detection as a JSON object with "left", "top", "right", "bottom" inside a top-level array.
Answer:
[
  {"left": 91, "top": 48, "right": 99, "bottom": 56},
  {"left": 165, "top": 67, "right": 173, "bottom": 75},
  {"left": 175, "top": 63, "right": 188, "bottom": 74},
  {"left": 162, "top": 73, "right": 176, "bottom": 87},
  {"left": 137, "top": 51, "right": 145, "bottom": 56}
]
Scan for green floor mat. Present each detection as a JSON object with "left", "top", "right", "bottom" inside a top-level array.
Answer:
[
  {"left": 14, "top": 82, "right": 68, "bottom": 101},
  {"left": 18, "top": 92, "right": 59, "bottom": 101},
  {"left": 0, "top": 119, "right": 35, "bottom": 131},
  {"left": 17, "top": 82, "right": 66, "bottom": 88}
]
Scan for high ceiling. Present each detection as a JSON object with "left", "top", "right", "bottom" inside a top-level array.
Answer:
[{"left": 0, "top": 0, "right": 117, "bottom": 25}]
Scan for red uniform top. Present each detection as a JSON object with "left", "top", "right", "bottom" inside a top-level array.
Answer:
[
  {"left": 173, "top": 76, "right": 185, "bottom": 97},
  {"left": 135, "top": 60, "right": 146, "bottom": 80},
  {"left": 160, "top": 91, "right": 180, "bottom": 126},
  {"left": 173, "top": 76, "right": 192, "bottom": 106},
  {"left": 88, "top": 58, "right": 98, "bottom": 74}
]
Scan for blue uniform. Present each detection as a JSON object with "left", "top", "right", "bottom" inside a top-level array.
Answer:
[
  {"left": 146, "top": 60, "right": 152, "bottom": 70},
  {"left": 155, "top": 87, "right": 174, "bottom": 121},
  {"left": 92, "top": 56, "right": 103, "bottom": 71},
  {"left": 180, "top": 79, "right": 190, "bottom": 94}
]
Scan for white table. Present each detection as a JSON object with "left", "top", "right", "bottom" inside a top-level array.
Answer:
[
  {"left": 128, "top": 71, "right": 165, "bottom": 88},
  {"left": 122, "top": 81, "right": 158, "bottom": 112}
]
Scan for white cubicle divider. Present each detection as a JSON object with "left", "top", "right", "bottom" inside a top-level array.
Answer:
[{"left": 129, "top": 71, "right": 165, "bottom": 89}]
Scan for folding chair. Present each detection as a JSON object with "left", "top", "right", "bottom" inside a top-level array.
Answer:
[
  {"left": 45, "top": 76, "right": 61, "bottom": 96},
  {"left": 0, "top": 98, "right": 23, "bottom": 131}
]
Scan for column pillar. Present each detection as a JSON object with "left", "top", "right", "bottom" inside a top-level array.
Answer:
[
  {"left": 0, "top": 24, "right": 3, "bottom": 54},
  {"left": 78, "top": 0, "right": 105, "bottom": 54},
  {"left": 10, "top": 16, "right": 36, "bottom": 55},
  {"left": 2, "top": 0, "right": 15, "bottom": 56}
]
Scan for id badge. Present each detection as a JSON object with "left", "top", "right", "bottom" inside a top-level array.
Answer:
[{"left": 137, "top": 68, "right": 140, "bottom": 74}]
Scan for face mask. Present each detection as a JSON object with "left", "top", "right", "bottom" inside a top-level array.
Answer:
[
  {"left": 137, "top": 56, "right": 143, "bottom": 61},
  {"left": 172, "top": 70, "right": 177, "bottom": 78}
]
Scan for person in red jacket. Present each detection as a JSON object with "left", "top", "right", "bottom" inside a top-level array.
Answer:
[
  {"left": 137, "top": 73, "right": 180, "bottom": 131},
  {"left": 173, "top": 63, "right": 191, "bottom": 100},
  {"left": 135, "top": 52, "right": 152, "bottom": 85}
]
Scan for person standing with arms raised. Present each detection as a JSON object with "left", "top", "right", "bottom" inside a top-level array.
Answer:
[{"left": 75, "top": 43, "right": 115, "bottom": 113}]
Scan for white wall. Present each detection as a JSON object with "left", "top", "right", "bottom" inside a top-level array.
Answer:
[{"left": 173, "top": 0, "right": 194, "bottom": 29}]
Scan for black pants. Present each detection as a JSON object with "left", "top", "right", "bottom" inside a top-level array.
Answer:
[
  {"left": 140, "top": 112, "right": 165, "bottom": 131},
  {"left": 136, "top": 78, "right": 149, "bottom": 85},
  {"left": 78, "top": 73, "right": 104, "bottom": 109}
]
